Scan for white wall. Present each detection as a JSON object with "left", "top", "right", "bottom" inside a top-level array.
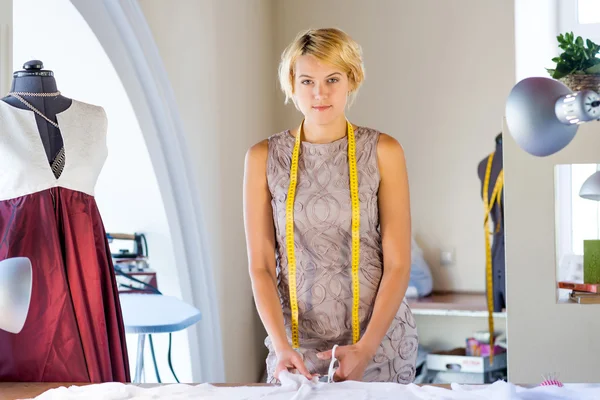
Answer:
[
  {"left": 12, "top": 0, "right": 191, "bottom": 383},
  {"left": 95, "top": 0, "right": 600, "bottom": 384},
  {"left": 504, "top": 121, "right": 600, "bottom": 383},
  {"left": 274, "top": 0, "right": 516, "bottom": 293},
  {"left": 138, "top": 0, "right": 276, "bottom": 383},
  {"left": 23, "top": 0, "right": 521, "bottom": 383},
  {"left": 136, "top": 0, "right": 517, "bottom": 380},
  {"left": 504, "top": 1, "right": 600, "bottom": 382}
]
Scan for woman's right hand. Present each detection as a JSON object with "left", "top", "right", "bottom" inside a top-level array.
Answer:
[{"left": 274, "top": 346, "right": 316, "bottom": 381}]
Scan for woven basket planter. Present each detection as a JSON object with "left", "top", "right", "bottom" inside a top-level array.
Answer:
[{"left": 560, "top": 74, "right": 600, "bottom": 93}]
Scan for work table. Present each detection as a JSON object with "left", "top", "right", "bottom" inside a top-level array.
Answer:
[{"left": 0, "top": 382, "right": 454, "bottom": 399}]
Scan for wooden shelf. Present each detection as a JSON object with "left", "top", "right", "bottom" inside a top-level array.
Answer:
[{"left": 407, "top": 292, "right": 507, "bottom": 318}]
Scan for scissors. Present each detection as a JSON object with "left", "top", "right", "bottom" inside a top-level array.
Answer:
[{"left": 324, "top": 344, "right": 340, "bottom": 383}]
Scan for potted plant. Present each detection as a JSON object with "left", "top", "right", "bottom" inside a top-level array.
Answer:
[{"left": 547, "top": 32, "right": 600, "bottom": 92}]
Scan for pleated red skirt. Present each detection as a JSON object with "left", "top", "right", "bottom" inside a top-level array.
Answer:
[{"left": 0, "top": 187, "right": 130, "bottom": 382}]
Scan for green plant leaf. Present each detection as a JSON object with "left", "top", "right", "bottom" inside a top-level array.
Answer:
[
  {"left": 554, "top": 62, "right": 574, "bottom": 79},
  {"left": 585, "top": 63, "right": 600, "bottom": 74},
  {"left": 550, "top": 32, "right": 600, "bottom": 76}
]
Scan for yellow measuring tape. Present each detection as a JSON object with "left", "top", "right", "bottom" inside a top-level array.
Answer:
[
  {"left": 286, "top": 120, "right": 361, "bottom": 349},
  {"left": 482, "top": 152, "right": 504, "bottom": 365}
]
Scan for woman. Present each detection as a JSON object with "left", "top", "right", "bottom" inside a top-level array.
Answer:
[{"left": 243, "top": 27, "right": 417, "bottom": 383}]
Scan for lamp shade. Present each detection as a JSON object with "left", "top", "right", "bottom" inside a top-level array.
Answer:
[
  {"left": 580, "top": 170, "right": 600, "bottom": 201},
  {"left": 506, "top": 77, "right": 578, "bottom": 157},
  {"left": 0, "top": 257, "right": 32, "bottom": 334}
]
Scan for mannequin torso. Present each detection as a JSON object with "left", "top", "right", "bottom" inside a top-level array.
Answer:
[
  {"left": 0, "top": 61, "right": 129, "bottom": 383},
  {"left": 477, "top": 133, "right": 505, "bottom": 312},
  {"left": 477, "top": 134, "right": 504, "bottom": 227}
]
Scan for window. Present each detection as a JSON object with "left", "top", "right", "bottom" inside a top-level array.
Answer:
[
  {"left": 578, "top": 0, "right": 600, "bottom": 24},
  {"left": 559, "top": 0, "right": 600, "bottom": 45}
]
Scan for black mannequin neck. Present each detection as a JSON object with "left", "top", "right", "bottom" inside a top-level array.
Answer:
[
  {"left": 1, "top": 60, "right": 71, "bottom": 110},
  {"left": 4, "top": 59, "right": 62, "bottom": 96},
  {"left": 9, "top": 75, "right": 60, "bottom": 94},
  {"left": 495, "top": 133, "right": 502, "bottom": 146},
  {"left": 1, "top": 73, "right": 71, "bottom": 113},
  {"left": 0, "top": 60, "right": 72, "bottom": 165}
]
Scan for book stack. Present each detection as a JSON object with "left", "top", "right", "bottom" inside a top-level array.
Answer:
[{"left": 558, "top": 281, "right": 600, "bottom": 304}]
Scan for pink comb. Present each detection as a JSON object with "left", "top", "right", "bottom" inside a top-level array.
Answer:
[{"left": 540, "top": 373, "right": 563, "bottom": 387}]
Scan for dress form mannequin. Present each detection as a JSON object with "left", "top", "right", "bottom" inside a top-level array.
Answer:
[
  {"left": 477, "top": 133, "right": 505, "bottom": 312},
  {"left": 1, "top": 60, "right": 72, "bottom": 168},
  {"left": 0, "top": 62, "right": 130, "bottom": 382}
]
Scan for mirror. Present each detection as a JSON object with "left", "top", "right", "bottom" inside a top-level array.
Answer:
[{"left": 555, "top": 163, "right": 600, "bottom": 302}]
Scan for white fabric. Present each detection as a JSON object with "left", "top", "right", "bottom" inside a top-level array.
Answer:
[
  {"left": 30, "top": 372, "right": 600, "bottom": 399},
  {"left": 0, "top": 99, "right": 108, "bottom": 201}
]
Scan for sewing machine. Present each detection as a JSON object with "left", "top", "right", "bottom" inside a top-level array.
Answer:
[{"left": 106, "top": 233, "right": 158, "bottom": 294}]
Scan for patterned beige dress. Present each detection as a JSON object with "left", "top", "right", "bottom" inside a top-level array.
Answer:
[{"left": 264, "top": 126, "right": 418, "bottom": 383}]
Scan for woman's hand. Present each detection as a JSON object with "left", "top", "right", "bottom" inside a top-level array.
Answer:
[
  {"left": 316, "top": 344, "right": 373, "bottom": 382},
  {"left": 274, "top": 346, "right": 317, "bottom": 381}
]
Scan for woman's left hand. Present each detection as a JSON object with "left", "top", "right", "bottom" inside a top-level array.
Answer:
[{"left": 316, "top": 344, "right": 373, "bottom": 382}]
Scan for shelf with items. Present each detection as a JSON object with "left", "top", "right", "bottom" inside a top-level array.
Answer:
[{"left": 407, "top": 291, "right": 506, "bottom": 318}]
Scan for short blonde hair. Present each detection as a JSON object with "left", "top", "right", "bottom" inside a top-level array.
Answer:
[{"left": 278, "top": 27, "right": 365, "bottom": 106}]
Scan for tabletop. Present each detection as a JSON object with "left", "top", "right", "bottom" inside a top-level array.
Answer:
[{"left": 118, "top": 294, "right": 202, "bottom": 334}]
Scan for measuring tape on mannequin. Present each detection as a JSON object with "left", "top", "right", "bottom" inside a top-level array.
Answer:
[
  {"left": 286, "top": 120, "right": 361, "bottom": 349},
  {"left": 482, "top": 152, "right": 504, "bottom": 365}
]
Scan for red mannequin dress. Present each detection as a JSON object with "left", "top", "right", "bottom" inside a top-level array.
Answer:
[{"left": 0, "top": 99, "right": 130, "bottom": 382}]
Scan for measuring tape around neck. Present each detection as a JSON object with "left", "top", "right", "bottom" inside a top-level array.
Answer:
[
  {"left": 286, "top": 120, "right": 361, "bottom": 349},
  {"left": 482, "top": 152, "right": 504, "bottom": 365}
]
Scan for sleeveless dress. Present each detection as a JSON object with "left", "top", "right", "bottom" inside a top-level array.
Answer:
[
  {"left": 0, "top": 99, "right": 130, "bottom": 382},
  {"left": 265, "top": 126, "right": 418, "bottom": 383}
]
